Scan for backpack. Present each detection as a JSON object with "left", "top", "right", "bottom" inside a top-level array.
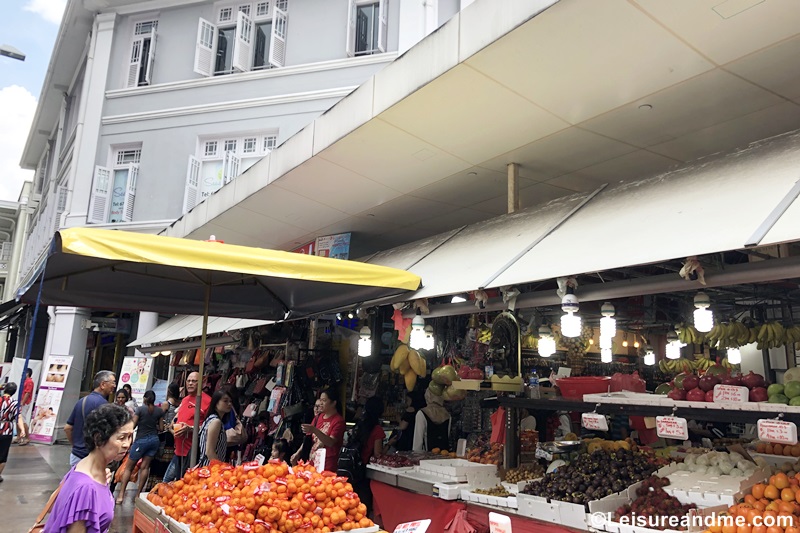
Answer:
[{"left": 336, "top": 428, "right": 365, "bottom": 483}]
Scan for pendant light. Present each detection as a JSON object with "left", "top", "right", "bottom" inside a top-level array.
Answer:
[
  {"left": 644, "top": 345, "right": 655, "bottom": 366},
  {"left": 538, "top": 325, "right": 556, "bottom": 358},
  {"left": 600, "top": 303, "right": 616, "bottom": 338},
  {"left": 665, "top": 331, "right": 684, "bottom": 360},
  {"left": 693, "top": 292, "right": 714, "bottom": 333},
  {"left": 560, "top": 291, "right": 581, "bottom": 338},
  {"left": 423, "top": 325, "right": 435, "bottom": 351},
  {"left": 601, "top": 347, "right": 612, "bottom": 363},
  {"left": 727, "top": 347, "right": 742, "bottom": 365},
  {"left": 409, "top": 311, "right": 427, "bottom": 350},
  {"left": 358, "top": 326, "right": 372, "bottom": 357},
  {"left": 622, "top": 333, "right": 629, "bottom": 348}
]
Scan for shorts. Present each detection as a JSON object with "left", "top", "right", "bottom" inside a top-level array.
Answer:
[
  {"left": 20, "top": 403, "right": 32, "bottom": 423},
  {"left": 0, "top": 435, "right": 13, "bottom": 463},
  {"left": 128, "top": 434, "right": 160, "bottom": 462}
]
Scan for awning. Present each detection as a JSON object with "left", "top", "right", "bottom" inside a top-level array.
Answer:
[
  {"left": 366, "top": 129, "right": 800, "bottom": 301},
  {"left": 128, "top": 315, "right": 272, "bottom": 349}
]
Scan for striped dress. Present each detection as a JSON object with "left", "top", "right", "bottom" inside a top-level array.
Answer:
[
  {"left": 0, "top": 395, "right": 19, "bottom": 435},
  {"left": 197, "top": 414, "right": 227, "bottom": 467}
]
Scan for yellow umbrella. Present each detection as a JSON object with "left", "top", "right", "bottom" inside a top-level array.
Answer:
[{"left": 17, "top": 228, "right": 421, "bottom": 463}]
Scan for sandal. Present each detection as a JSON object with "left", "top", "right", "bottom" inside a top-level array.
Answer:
[{"left": 18, "top": 438, "right": 29, "bottom": 446}]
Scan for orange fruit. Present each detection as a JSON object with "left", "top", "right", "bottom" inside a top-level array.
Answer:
[
  {"left": 784, "top": 488, "right": 797, "bottom": 502},
  {"left": 776, "top": 474, "right": 792, "bottom": 490},
  {"left": 739, "top": 525, "right": 753, "bottom": 533},
  {"left": 766, "top": 486, "right": 781, "bottom": 501},
  {"left": 754, "top": 485, "right": 768, "bottom": 500},
  {"left": 753, "top": 526, "right": 768, "bottom": 533},
  {"left": 723, "top": 526, "right": 738, "bottom": 533},
  {"left": 766, "top": 527, "right": 783, "bottom": 533}
]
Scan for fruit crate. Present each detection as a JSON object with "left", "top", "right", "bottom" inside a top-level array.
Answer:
[
  {"left": 136, "top": 493, "right": 164, "bottom": 522},
  {"left": 416, "top": 458, "right": 496, "bottom": 480},
  {"left": 654, "top": 463, "right": 769, "bottom": 507},
  {"left": 590, "top": 498, "right": 729, "bottom": 533},
  {"left": 460, "top": 489, "right": 518, "bottom": 508},
  {"left": 516, "top": 493, "right": 561, "bottom": 524}
]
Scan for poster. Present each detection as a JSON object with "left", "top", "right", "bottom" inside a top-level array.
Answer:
[
  {"left": 315, "top": 233, "right": 351, "bottom": 260},
  {"left": 292, "top": 241, "right": 315, "bottom": 255},
  {"left": 30, "top": 355, "right": 73, "bottom": 444},
  {"left": 119, "top": 356, "right": 154, "bottom": 404}
]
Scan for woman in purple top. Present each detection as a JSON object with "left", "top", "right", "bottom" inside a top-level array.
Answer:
[{"left": 44, "top": 403, "right": 133, "bottom": 533}]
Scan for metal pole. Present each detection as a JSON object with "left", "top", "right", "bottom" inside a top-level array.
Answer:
[
  {"left": 507, "top": 163, "right": 520, "bottom": 214},
  {"left": 17, "top": 243, "right": 50, "bottom": 419},
  {"left": 190, "top": 284, "right": 211, "bottom": 466}
]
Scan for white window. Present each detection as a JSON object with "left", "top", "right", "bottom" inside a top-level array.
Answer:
[
  {"left": 224, "top": 139, "right": 237, "bottom": 152},
  {"left": 204, "top": 141, "right": 218, "bottom": 158},
  {"left": 263, "top": 135, "right": 276, "bottom": 153},
  {"left": 127, "top": 20, "right": 158, "bottom": 88},
  {"left": 88, "top": 146, "right": 141, "bottom": 224},
  {"left": 194, "top": 1, "right": 288, "bottom": 77},
  {"left": 347, "top": 0, "right": 387, "bottom": 57},
  {"left": 243, "top": 137, "right": 257, "bottom": 154}
]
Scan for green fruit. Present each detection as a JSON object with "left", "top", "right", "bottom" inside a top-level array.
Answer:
[
  {"left": 790, "top": 396, "right": 800, "bottom": 407},
  {"left": 784, "top": 381, "right": 800, "bottom": 399},
  {"left": 768, "top": 383, "right": 785, "bottom": 397},
  {"left": 428, "top": 381, "right": 444, "bottom": 396},
  {"left": 654, "top": 383, "right": 673, "bottom": 395},
  {"left": 673, "top": 373, "right": 690, "bottom": 390},
  {"left": 768, "top": 394, "right": 789, "bottom": 404}
]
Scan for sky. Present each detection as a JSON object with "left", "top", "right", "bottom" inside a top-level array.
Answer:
[{"left": 0, "top": 0, "right": 65, "bottom": 202}]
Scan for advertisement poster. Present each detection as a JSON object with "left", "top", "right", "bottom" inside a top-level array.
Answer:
[
  {"left": 30, "top": 355, "right": 73, "bottom": 444},
  {"left": 292, "top": 241, "right": 315, "bottom": 255},
  {"left": 315, "top": 233, "right": 351, "bottom": 260},
  {"left": 119, "top": 356, "right": 154, "bottom": 404}
]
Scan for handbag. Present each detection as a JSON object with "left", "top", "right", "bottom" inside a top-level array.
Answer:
[
  {"left": 236, "top": 373, "right": 248, "bottom": 389},
  {"left": 246, "top": 353, "right": 257, "bottom": 374},
  {"left": 27, "top": 477, "right": 65, "bottom": 533},
  {"left": 243, "top": 401, "right": 259, "bottom": 418},
  {"left": 253, "top": 349, "right": 270, "bottom": 370},
  {"left": 226, "top": 418, "right": 248, "bottom": 446},
  {"left": 252, "top": 376, "right": 269, "bottom": 397},
  {"left": 193, "top": 349, "right": 202, "bottom": 366}
]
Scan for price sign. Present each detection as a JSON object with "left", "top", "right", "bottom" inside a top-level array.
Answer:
[
  {"left": 393, "top": 519, "right": 431, "bottom": 533},
  {"left": 489, "top": 512, "right": 514, "bottom": 533},
  {"left": 656, "top": 416, "right": 689, "bottom": 440},
  {"left": 582, "top": 412, "right": 609, "bottom": 431},
  {"left": 758, "top": 419, "right": 798, "bottom": 445},
  {"left": 254, "top": 453, "right": 266, "bottom": 466},
  {"left": 154, "top": 518, "right": 170, "bottom": 533},
  {"left": 713, "top": 384, "right": 749, "bottom": 403},
  {"left": 313, "top": 448, "right": 327, "bottom": 473}
]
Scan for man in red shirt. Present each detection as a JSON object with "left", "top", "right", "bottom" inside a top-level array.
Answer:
[
  {"left": 164, "top": 372, "right": 210, "bottom": 482},
  {"left": 17, "top": 369, "right": 34, "bottom": 446}
]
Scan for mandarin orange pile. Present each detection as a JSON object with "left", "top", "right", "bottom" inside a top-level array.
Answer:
[
  {"left": 702, "top": 473, "right": 800, "bottom": 533},
  {"left": 147, "top": 460, "right": 375, "bottom": 533}
]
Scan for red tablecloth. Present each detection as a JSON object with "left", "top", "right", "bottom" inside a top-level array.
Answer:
[{"left": 371, "top": 481, "right": 578, "bottom": 533}]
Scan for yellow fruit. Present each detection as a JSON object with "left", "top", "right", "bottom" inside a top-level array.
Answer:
[
  {"left": 399, "top": 358, "right": 411, "bottom": 374},
  {"left": 408, "top": 349, "right": 426, "bottom": 377},
  {"left": 404, "top": 369, "right": 417, "bottom": 391},
  {"left": 390, "top": 344, "right": 409, "bottom": 372}
]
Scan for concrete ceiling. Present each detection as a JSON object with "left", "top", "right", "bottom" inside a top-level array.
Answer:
[{"left": 165, "top": 0, "right": 800, "bottom": 259}]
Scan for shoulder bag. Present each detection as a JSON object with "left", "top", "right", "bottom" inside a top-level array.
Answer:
[{"left": 27, "top": 478, "right": 64, "bottom": 532}]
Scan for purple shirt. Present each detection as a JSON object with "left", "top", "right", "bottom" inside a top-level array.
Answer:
[{"left": 44, "top": 469, "right": 114, "bottom": 533}]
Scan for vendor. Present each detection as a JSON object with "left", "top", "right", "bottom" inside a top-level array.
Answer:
[
  {"left": 520, "top": 408, "right": 537, "bottom": 431},
  {"left": 301, "top": 389, "right": 345, "bottom": 473},
  {"left": 388, "top": 389, "right": 424, "bottom": 452},
  {"left": 412, "top": 389, "right": 451, "bottom": 452}
]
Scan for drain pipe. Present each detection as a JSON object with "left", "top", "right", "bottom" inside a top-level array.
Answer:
[{"left": 507, "top": 163, "right": 520, "bottom": 214}]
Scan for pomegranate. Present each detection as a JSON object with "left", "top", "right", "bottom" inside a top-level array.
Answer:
[
  {"left": 681, "top": 375, "right": 699, "bottom": 391},
  {"left": 741, "top": 371, "right": 767, "bottom": 390},
  {"left": 458, "top": 366, "right": 472, "bottom": 379},
  {"left": 721, "top": 374, "right": 743, "bottom": 387},
  {"left": 667, "top": 388, "right": 687, "bottom": 401},
  {"left": 749, "top": 387, "right": 769, "bottom": 402},
  {"left": 705, "top": 390, "right": 715, "bottom": 402},
  {"left": 468, "top": 368, "right": 484, "bottom": 380},
  {"left": 698, "top": 374, "right": 721, "bottom": 392},
  {"left": 686, "top": 388, "right": 707, "bottom": 402}
]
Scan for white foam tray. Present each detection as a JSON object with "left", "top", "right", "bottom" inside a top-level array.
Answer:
[{"left": 461, "top": 489, "right": 518, "bottom": 508}]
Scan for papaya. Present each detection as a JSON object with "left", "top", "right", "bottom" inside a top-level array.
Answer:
[
  {"left": 408, "top": 349, "right": 426, "bottom": 377},
  {"left": 399, "top": 357, "right": 411, "bottom": 374},
  {"left": 404, "top": 369, "right": 417, "bottom": 392},
  {"left": 390, "top": 344, "right": 410, "bottom": 372}
]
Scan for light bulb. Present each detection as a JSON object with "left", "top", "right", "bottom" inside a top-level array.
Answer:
[
  {"left": 601, "top": 348, "right": 612, "bottom": 363},
  {"left": 161, "top": 351, "right": 172, "bottom": 356},
  {"left": 633, "top": 339, "right": 640, "bottom": 349},
  {"left": 600, "top": 315, "right": 616, "bottom": 339},
  {"left": 537, "top": 325, "right": 555, "bottom": 358},
  {"left": 451, "top": 295, "right": 467, "bottom": 303},
  {"left": 561, "top": 293, "right": 581, "bottom": 338},
  {"left": 665, "top": 332, "right": 684, "bottom": 360},
  {"left": 622, "top": 334, "right": 629, "bottom": 348},
  {"left": 644, "top": 346, "right": 655, "bottom": 366},
  {"left": 358, "top": 326, "right": 372, "bottom": 357},
  {"left": 423, "top": 325, "right": 435, "bottom": 351},
  {"left": 588, "top": 338, "right": 594, "bottom": 345},
  {"left": 693, "top": 292, "right": 713, "bottom": 332},
  {"left": 409, "top": 313, "right": 426, "bottom": 350},
  {"left": 150, "top": 351, "right": 160, "bottom": 358},
  {"left": 600, "top": 335, "right": 612, "bottom": 349},
  {"left": 727, "top": 347, "right": 741, "bottom": 365}
]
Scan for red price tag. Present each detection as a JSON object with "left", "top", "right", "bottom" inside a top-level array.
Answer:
[
  {"left": 155, "top": 518, "right": 170, "bottom": 533},
  {"left": 582, "top": 412, "right": 609, "bottom": 431},
  {"left": 656, "top": 416, "right": 689, "bottom": 440},
  {"left": 713, "top": 384, "right": 749, "bottom": 403},
  {"left": 758, "top": 419, "right": 798, "bottom": 445},
  {"left": 393, "top": 519, "right": 432, "bottom": 533},
  {"left": 489, "top": 512, "right": 513, "bottom": 533}
]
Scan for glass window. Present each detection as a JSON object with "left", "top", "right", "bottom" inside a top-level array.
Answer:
[
  {"left": 263, "top": 135, "right": 276, "bottom": 153},
  {"left": 204, "top": 141, "right": 218, "bottom": 157},
  {"left": 253, "top": 22, "right": 272, "bottom": 70},
  {"left": 109, "top": 169, "right": 129, "bottom": 223},
  {"left": 238, "top": 4, "right": 251, "bottom": 16},
  {"left": 256, "top": 2, "right": 270, "bottom": 17},
  {"left": 355, "top": 3, "right": 380, "bottom": 56},
  {"left": 219, "top": 7, "right": 233, "bottom": 23},
  {"left": 215, "top": 27, "right": 236, "bottom": 75},
  {"left": 224, "top": 140, "right": 237, "bottom": 153},
  {"left": 116, "top": 149, "right": 141, "bottom": 165},
  {"left": 134, "top": 20, "right": 158, "bottom": 36},
  {"left": 243, "top": 138, "right": 257, "bottom": 154}
]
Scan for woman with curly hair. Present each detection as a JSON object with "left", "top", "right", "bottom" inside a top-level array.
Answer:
[{"left": 43, "top": 403, "right": 133, "bottom": 533}]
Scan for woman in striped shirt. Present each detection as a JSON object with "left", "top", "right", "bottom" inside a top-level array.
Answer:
[
  {"left": 196, "top": 390, "right": 234, "bottom": 467},
  {"left": 0, "top": 382, "right": 20, "bottom": 482}
]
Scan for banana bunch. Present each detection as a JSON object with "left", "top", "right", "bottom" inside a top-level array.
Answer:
[
  {"left": 677, "top": 324, "right": 704, "bottom": 345},
  {"left": 692, "top": 353, "right": 714, "bottom": 371},
  {"left": 390, "top": 344, "right": 427, "bottom": 391},
  {"left": 521, "top": 333, "right": 538, "bottom": 349},
  {"left": 658, "top": 358, "right": 695, "bottom": 375},
  {"left": 704, "top": 320, "right": 752, "bottom": 349},
  {"left": 720, "top": 357, "right": 735, "bottom": 370},
  {"left": 755, "top": 321, "right": 800, "bottom": 350},
  {"left": 477, "top": 324, "right": 492, "bottom": 344}
]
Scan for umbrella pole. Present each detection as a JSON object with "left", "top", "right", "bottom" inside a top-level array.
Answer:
[{"left": 190, "top": 284, "right": 211, "bottom": 466}]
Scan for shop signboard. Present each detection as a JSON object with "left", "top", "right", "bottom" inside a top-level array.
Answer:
[
  {"left": 581, "top": 412, "right": 609, "bottom": 431},
  {"left": 713, "top": 384, "right": 749, "bottom": 403},
  {"left": 656, "top": 416, "right": 689, "bottom": 441},
  {"left": 489, "top": 512, "right": 513, "bottom": 533},
  {"left": 757, "top": 419, "right": 798, "bottom": 445},
  {"left": 315, "top": 233, "right": 351, "bottom": 260},
  {"left": 292, "top": 241, "right": 315, "bottom": 255},
  {"left": 119, "top": 356, "right": 154, "bottom": 404},
  {"left": 392, "top": 519, "right": 431, "bottom": 533},
  {"left": 30, "top": 355, "right": 73, "bottom": 444}
]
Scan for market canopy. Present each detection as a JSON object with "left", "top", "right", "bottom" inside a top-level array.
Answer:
[
  {"left": 129, "top": 315, "right": 271, "bottom": 350},
  {"left": 16, "top": 228, "right": 422, "bottom": 320}
]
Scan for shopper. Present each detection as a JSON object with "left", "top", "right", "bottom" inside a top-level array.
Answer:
[
  {"left": 43, "top": 404, "right": 133, "bottom": 533},
  {"left": 122, "top": 384, "right": 138, "bottom": 412},
  {"left": 115, "top": 388, "right": 135, "bottom": 415},
  {"left": 291, "top": 398, "right": 322, "bottom": 465},
  {"left": 164, "top": 372, "right": 211, "bottom": 482},
  {"left": 64, "top": 371, "right": 116, "bottom": 467},
  {"left": 271, "top": 438, "right": 291, "bottom": 463},
  {"left": 301, "top": 389, "right": 345, "bottom": 473},
  {"left": 161, "top": 383, "right": 181, "bottom": 428},
  {"left": 412, "top": 388, "right": 451, "bottom": 452},
  {"left": 388, "top": 389, "right": 425, "bottom": 452},
  {"left": 350, "top": 396, "right": 385, "bottom": 513},
  {"left": 17, "top": 368, "right": 34, "bottom": 446},
  {"left": 116, "top": 390, "right": 164, "bottom": 504},
  {"left": 197, "top": 390, "right": 234, "bottom": 467},
  {"left": 0, "top": 382, "right": 19, "bottom": 482}
]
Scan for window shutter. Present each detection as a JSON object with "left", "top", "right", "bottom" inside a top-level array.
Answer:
[
  {"left": 53, "top": 186, "right": 68, "bottom": 233},
  {"left": 345, "top": 0, "right": 356, "bottom": 57},
  {"left": 223, "top": 151, "right": 241, "bottom": 185},
  {"left": 378, "top": 0, "right": 389, "bottom": 53},
  {"left": 194, "top": 18, "right": 217, "bottom": 77},
  {"left": 127, "top": 37, "right": 144, "bottom": 88},
  {"left": 233, "top": 10, "right": 254, "bottom": 72},
  {"left": 143, "top": 27, "right": 157, "bottom": 85},
  {"left": 87, "top": 166, "right": 111, "bottom": 224},
  {"left": 268, "top": 2, "right": 287, "bottom": 68},
  {"left": 183, "top": 156, "right": 201, "bottom": 213},
  {"left": 122, "top": 163, "right": 138, "bottom": 222}
]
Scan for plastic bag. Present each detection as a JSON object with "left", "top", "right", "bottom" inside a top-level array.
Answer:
[{"left": 445, "top": 509, "right": 478, "bottom": 533}]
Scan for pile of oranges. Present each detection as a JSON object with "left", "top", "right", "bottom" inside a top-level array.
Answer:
[
  {"left": 147, "top": 460, "right": 375, "bottom": 533},
  {"left": 702, "top": 473, "right": 800, "bottom": 533}
]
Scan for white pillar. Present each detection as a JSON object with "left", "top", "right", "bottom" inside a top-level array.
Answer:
[{"left": 49, "top": 306, "right": 91, "bottom": 442}]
